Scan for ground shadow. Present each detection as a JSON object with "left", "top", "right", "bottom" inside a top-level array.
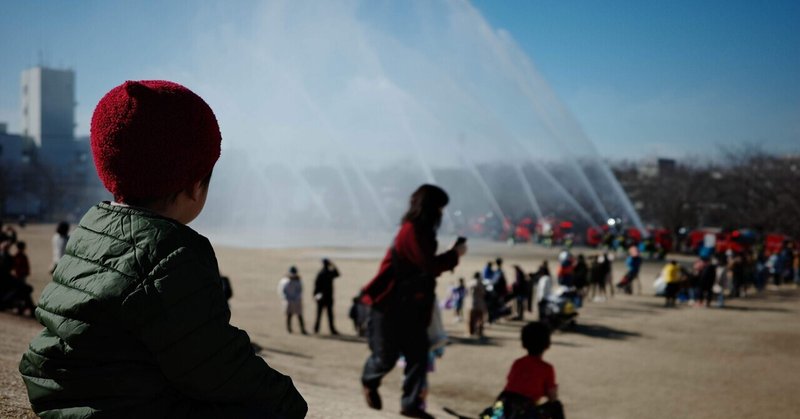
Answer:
[
  {"left": 483, "top": 320, "right": 529, "bottom": 330},
  {"left": 589, "top": 304, "right": 660, "bottom": 315},
  {"left": 315, "top": 333, "right": 366, "bottom": 344},
  {"left": 252, "top": 343, "right": 313, "bottom": 359},
  {"left": 717, "top": 305, "right": 792, "bottom": 313},
  {"left": 446, "top": 335, "right": 502, "bottom": 347},
  {"left": 570, "top": 323, "right": 642, "bottom": 340},
  {"left": 625, "top": 298, "right": 678, "bottom": 309},
  {"left": 551, "top": 340, "right": 582, "bottom": 348},
  {"left": 754, "top": 288, "right": 800, "bottom": 300},
  {"left": 503, "top": 317, "right": 538, "bottom": 325}
]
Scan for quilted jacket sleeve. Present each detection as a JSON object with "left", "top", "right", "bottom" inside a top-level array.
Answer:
[{"left": 122, "top": 247, "right": 307, "bottom": 418}]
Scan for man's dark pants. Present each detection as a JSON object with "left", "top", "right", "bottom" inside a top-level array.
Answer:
[{"left": 314, "top": 298, "right": 337, "bottom": 333}]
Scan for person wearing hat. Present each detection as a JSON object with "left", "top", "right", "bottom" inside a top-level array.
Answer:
[
  {"left": 313, "top": 258, "right": 340, "bottom": 335},
  {"left": 279, "top": 266, "right": 307, "bottom": 334},
  {"left": 19, "top": 80, "right": 307, "bottom": 418}
]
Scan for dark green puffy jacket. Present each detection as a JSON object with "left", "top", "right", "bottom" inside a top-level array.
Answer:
[{"left": 19, "top": 203, "right": 307, "bottom": 418}]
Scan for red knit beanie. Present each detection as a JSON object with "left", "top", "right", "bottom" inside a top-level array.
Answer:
[{"left": 90, "top": 80, "right": 221, "bottom": 202}]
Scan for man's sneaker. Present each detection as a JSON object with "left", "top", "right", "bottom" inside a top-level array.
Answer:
[{"left": 363, "top": 386, "right": 382, "bottom": 410}]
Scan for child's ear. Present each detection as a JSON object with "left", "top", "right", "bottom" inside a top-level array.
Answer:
[{"left": 187, "top": 179, "right": 207, "bottom": 202}]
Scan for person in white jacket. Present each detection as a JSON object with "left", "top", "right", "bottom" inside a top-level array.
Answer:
[
  {"left": 278, "top": 266, "right": 307, "bottom": 334},
  {"left": 536, "top": 274, "right": 554, "bottom": 322},
  {"left": 51, "top": 222, "right": 70, "bottom": 274}
]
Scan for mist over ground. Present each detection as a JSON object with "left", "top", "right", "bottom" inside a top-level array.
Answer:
[{"left": 171, "top": 1, "right": 642, "bottom": 247}]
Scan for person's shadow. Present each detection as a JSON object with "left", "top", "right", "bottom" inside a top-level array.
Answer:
[
  {"left": 315, "top": 333, "right": 365, "bottom": 344},
  {"left": 570, "top": 323, "right": 641, "bottom": 340},
  {"left": 446, "top": 335, "right": 502, "bottom": 347},
  {"left": 251, "top": 343, "right": 313, "bottom": 359}
]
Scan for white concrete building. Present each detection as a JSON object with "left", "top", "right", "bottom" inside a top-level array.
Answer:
[
  {"left": 21, "top": 66, "right": 78, "bottom": 165},
  {"left": 2, "top": 66, "right": 107, "bottom": 220},
  {"left": 21, "top": 66, "right": 76, "bottom": 146},
  {"left": 21, "top": 67, "right": 89, "bottom": 177}
]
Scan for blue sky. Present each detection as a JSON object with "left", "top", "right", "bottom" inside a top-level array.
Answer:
[
  {"left": 473, "top": 0, "right": 800, "bottom": 158},
  {"left": 1, "top": 0, "right": 798, "bottom": 159}
]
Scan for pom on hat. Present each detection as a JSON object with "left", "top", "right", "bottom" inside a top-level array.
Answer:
[{"left": 90, "top": 80, "right": 221, "bottom": 202}]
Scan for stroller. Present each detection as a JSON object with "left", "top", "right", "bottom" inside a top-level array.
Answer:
[
  {"left": 445, "top": 392, "right": 565, "bottom": 419},
  {"left": 540, "top": 287, "right": 579, "bottom": 331}
]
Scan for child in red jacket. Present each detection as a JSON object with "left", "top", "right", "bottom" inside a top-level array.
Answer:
[{"left": 499, "top": 321, "right": 564, "bottom": 418}]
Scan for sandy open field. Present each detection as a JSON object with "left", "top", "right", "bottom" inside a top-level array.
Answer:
[{"left": 2, "top": 224, "right": 799, "bottom": 418}]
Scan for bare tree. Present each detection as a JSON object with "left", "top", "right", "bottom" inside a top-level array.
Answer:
[{"left": 614, "top": 147, "right": 800, "bottom": 238}]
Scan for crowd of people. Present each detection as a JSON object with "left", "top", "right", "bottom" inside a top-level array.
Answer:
[
  {"left": 442, "top": 248, "right": 619, "bottom": 340},
  {"left": 0, "top": 222, "right": 35, "bottom": 317},
  {"left": 658, "top": 241, "right": 799, "bottom": 308}
]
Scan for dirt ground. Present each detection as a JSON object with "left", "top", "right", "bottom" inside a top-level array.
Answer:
[{"left": 2, "top": 224, "right": 799, "bottom": 418}]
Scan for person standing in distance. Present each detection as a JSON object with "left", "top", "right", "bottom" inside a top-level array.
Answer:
[
  {"left": 360, "top": 184, "right": 467, "bottom": 419},
  {"left": 279, "top": 266, "right": 308, "bottom": 335},
  {"left": 51, "top": 222, "right": 69, "bottom": 274},
  {"left": 313, "top": 258, "right": 340, "bottom": 335}
]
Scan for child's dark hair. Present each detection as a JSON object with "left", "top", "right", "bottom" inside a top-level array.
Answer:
[
  {"left": 16, "top": 241, "right": 26, "bottom": 250},
  {"left": 521, "top": 322, "right": 551, "bottom": 355},
  {"left": 124, "top": 169, "right": 213, "bottom": 209}
]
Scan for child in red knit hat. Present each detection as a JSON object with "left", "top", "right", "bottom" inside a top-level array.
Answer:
[{"left": 20, "top": 80, "right": 307, "bottom": 418}]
